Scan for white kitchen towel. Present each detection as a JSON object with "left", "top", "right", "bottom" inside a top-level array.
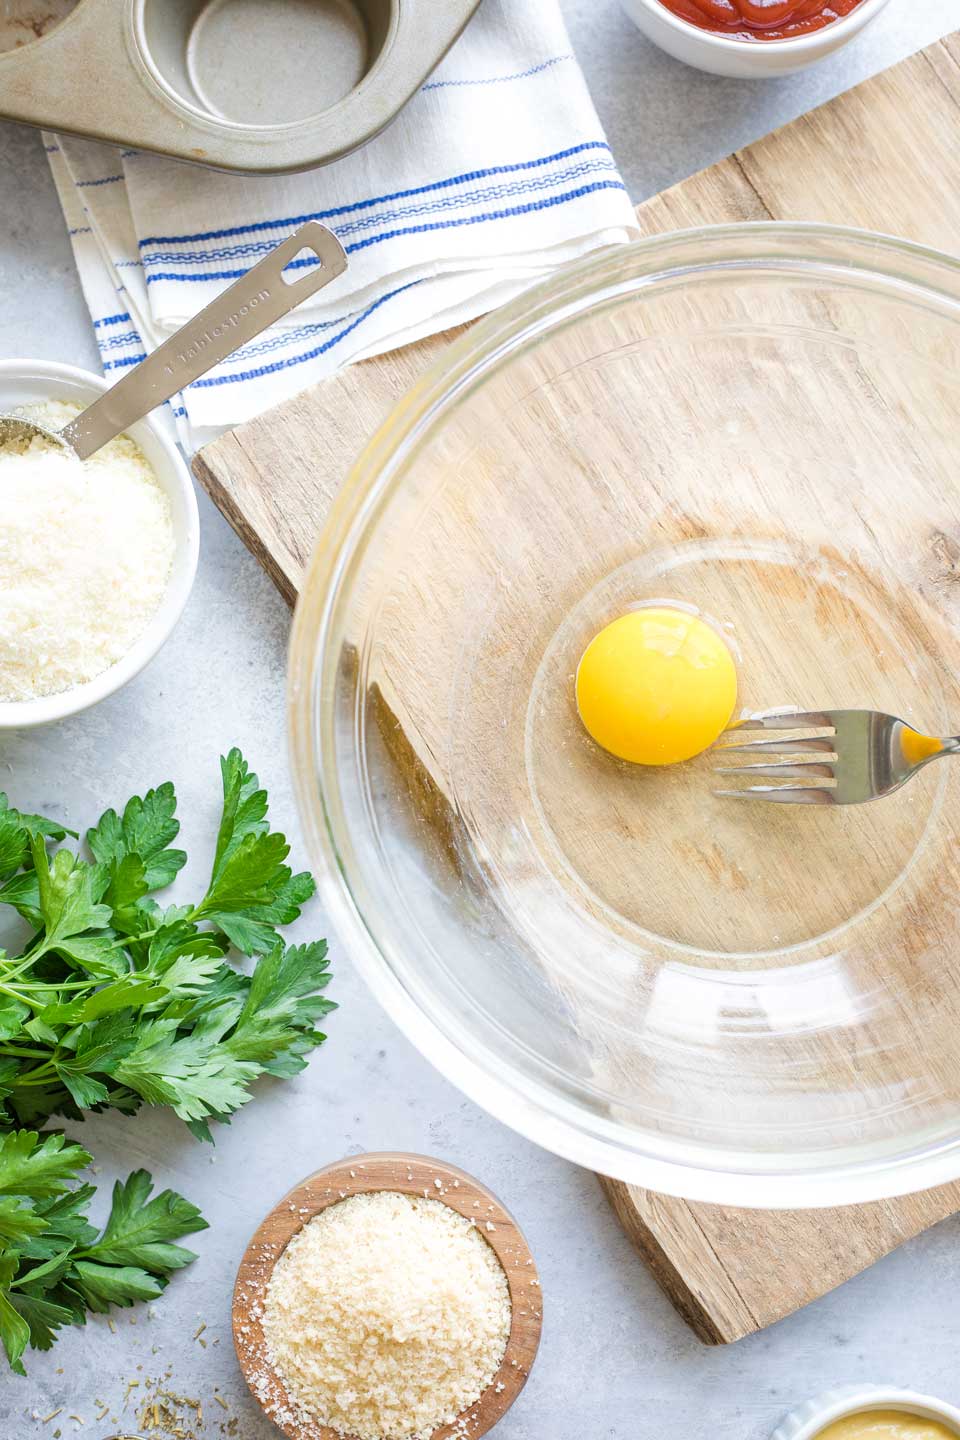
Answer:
[{"left": 44, "top": 0, "right": 638, "bottom": 452}]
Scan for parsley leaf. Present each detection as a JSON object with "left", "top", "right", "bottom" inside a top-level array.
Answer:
[
  {"left": 145, "top": 921, "right": 229, "bottom": 999},
  {"left": 226, "top": 941, "right": 335, "bottom": 1075},
  {"left": 0, "top": 994, "right": 30, "bottom": 1045},
  {"left": 0, "top": 751, "right": 331, "bottom": 1133},
  {"left": 0, "top": 1199, "right": 48, "bottom": 1246},
  {"left": 0, "top": 873, "right": 41, "bottom": 929},
  {"left": 0, "top": 794, "right": 75, "bottom": 843},
  {"left": 0, "top": 813, "right": 28, "bottom": 883},
  {"left": 77, "top": 1170, "right": 206, "bottom": 1271},
  {"left": 29, "top": 840, "right": 112, "bottom": 964},
  {"left": 70, "top": 1260, "right": 165, "bottom": 1312},
  {"left": 191, "top": 750, "right": 315, "bottom": 955},
  {"left": 0, "top": 1133, "right": 204, "bottom": 1373},
  {"left": 115, "top": 1022, "right": 259, "bottom": 1126},
  {"left": 0, "top": 1132, "right": 91, "bottom": 1201},
  {"left": 0, "top": 749, "right": 333, "bottom": 1369},
  {"left": 87, "top": 782, "right": 186, "bottom": 895},
  {"left": 210, "top": 749, "right": 270, "bottom": 873},
  {"left": 0, "top": 1256, "right": 30, "bottom": 1374},
  {"left": 7, "top": 1291, "right": 75, "bottom": 1354},
  {"left": 0, "top": 796, "right": 71, "bottom": 927}
]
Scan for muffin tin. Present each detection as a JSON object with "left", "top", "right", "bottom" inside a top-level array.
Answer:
[{"left": 0, "top": 0, "right": 482, "bottom": 173}]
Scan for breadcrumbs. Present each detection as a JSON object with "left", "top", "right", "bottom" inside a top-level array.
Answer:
[{"left": 262, "top": 1192, "right": 510, "bottom": 1440}]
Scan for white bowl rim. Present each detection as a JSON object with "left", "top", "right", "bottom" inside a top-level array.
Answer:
[
  {"left": 772, "top": 1387, "right": 960, "bottom": 1440},
  {"left": 628, "top": 0, "right": 892, "bottom": 53},
  {"left": 0, "top": 358, "right": 199, "bottom": 728}
]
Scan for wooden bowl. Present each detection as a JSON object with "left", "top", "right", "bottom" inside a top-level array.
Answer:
[{"left": 233, "top": 1152, "right": 543, "bottom": 1440}]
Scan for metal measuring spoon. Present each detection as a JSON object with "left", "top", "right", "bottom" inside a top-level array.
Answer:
[{"left": 0, "top": 221, "right": 346, "bottom": 460}]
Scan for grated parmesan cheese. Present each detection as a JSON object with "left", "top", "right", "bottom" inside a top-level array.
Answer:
[
  {"left": 0, "top": 400, "right": 174, "bottom": 703},
  {"left": 262, "top": 1191, "right": 511, "bottom": 1440}
]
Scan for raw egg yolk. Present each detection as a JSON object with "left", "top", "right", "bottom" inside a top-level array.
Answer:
[
  {"left": 575, "top": 607, "right": 737, "bottom": 766},
  {"left": 899, "top": 728, "right": 943, "bottom": 766}
]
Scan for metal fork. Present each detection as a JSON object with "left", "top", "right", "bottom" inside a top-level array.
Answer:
[{"left": 714, "top": 710, "right": 960, "bottom": 805}]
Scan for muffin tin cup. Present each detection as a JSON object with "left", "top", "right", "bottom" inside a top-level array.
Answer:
[{"left": 0, "top": 0, "right": 481, "bottom": 173}]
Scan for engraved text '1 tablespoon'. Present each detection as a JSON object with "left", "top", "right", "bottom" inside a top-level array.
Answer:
[{"left": 0, "top": 222, "right": 347, "bottom": 458}]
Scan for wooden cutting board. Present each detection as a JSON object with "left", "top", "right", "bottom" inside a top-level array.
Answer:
[{"left": 194, "top": 31, "right": 960, "bottom": 1346}]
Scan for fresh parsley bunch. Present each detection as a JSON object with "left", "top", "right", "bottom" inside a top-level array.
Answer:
[
  {"left": 0, "top": 750, "right": 334, "bottom": 1373},
  {"left": 0, "top": 1132, "right": 206, "bottom": 1374},
  {"left": 0, "top": 749, "right": 334, "bottom": 1140}
]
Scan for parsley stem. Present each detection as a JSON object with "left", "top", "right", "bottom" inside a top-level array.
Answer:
[
  {"left": 18, "top": 979, "right": 108, "bottom": 991},
  {"left": 0, "top": 980, "right": 44, "bottom": 1011},
  {"left": 0, "top": 952, "right": 45, "bottom": 984},
  {"left": 0, "top": 977, "right": 98, "bottom": 1012},
  {"left": 12, "top": 1060, "right": 58, "bottom": 1085}
]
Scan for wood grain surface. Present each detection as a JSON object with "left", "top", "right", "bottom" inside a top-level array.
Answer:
[
  {"left": 233, "top": 1153, "right": 542, "bottom": 1440},
  {"left": 598, "top": 1177, "right": 960, "bottom": 1345},
  {"left": 200, "top": 31, "right": 960, "bottom": 1349}
]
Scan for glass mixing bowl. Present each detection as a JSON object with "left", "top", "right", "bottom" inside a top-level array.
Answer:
[{"left": 290, "top": 225, "right": 960, "bottom": 1206}]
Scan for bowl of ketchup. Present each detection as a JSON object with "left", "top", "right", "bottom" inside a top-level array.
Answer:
[{"left": 620, "top": 0, "right": 893, "bottom": 76}]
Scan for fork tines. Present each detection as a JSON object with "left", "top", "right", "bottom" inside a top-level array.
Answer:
[
  {"left": 714, "top": 712, "right": 838, "bottom": 803},
  {"left": 721, "top": 711, "right": 835, "bottom": 733},
  {"left": 713, "top": 783, "right": 838, "bottom": 805}
]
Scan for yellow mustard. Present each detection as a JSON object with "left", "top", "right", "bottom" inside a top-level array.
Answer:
[{"left": 817, "top": 1412, "right": 957, "bottom": 1440}]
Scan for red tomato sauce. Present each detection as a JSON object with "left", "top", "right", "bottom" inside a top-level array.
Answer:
[{"left": 656, "top": 0, "right": 866, "bottom": 41}]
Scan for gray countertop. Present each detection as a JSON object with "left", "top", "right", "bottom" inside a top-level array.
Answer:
[{"left": 2, "top": 2, "right": 960, "bottom": 1436}]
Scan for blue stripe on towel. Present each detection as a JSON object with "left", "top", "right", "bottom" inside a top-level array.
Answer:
[
  {"left": 137, "top": 142, "right": 613, "bottom": 247},
  {"left": 76, "top": 174, "right": 124, "bottom": 188},
  {"left": 144, "top": 179, "right": 627, "bottom": 284},
  {"left": 93, "top": 312, "right": 132, "bottom": 328},
  {"left": 97, "top": 329, "right": 142, "bottom": 352},
  {"left": 103, "top": 352, "right": 147, "bottom": 371},
  {"left": 140, "top": 156, "right": 618, "bottom": 267},
  {"left": 346, "top": 179, "right": 628, "bottom": 252},
  {"left": 423, "top": 54, "right": 574, "bottom": 90},
  {"left": 188, "top": 280, "right": 422, "bottom": 387},
  {"left": 206, "top": 278, "right": 428, "bottom": 368}
]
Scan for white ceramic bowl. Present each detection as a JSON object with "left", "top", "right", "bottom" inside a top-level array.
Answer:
[
  {"left": 620, "top": 0, "right": 894, "bottom": 77},
  {"left": 773, "top": 1388, "right": 960, "bottom": 1440},
  {"left": 0, "top": 359, "right": 199, "bottom": 729}
]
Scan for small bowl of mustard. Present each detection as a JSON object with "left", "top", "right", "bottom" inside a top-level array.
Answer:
[{"left": 773, "top": 1387, "right": 960, "bottom": 1440}]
